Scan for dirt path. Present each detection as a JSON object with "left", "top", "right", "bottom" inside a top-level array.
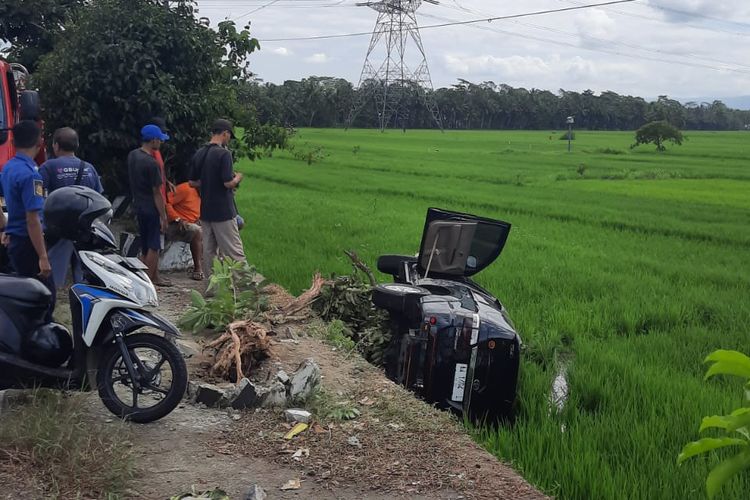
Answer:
[{"left": 88, "top": 274, "right": 547, "bottom": 499}]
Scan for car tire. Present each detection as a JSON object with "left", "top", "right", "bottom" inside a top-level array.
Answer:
[{"left": 372, "top": 283, "right": 429, "bottom": 315}]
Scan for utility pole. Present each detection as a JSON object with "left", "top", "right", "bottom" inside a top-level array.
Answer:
[
  {"left": 347, "top": 0, "right": 443, "bottom": 132},
  {"left": 566, "top": 115, "right": 574, "bottom": 152}
]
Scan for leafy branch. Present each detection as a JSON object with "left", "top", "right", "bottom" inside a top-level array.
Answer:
[
  {"left": 178, "top": 259, "right": 268, "bottom": 332},
  {"left": 678, "top": 350, "right": 750, "bottom": 498}
]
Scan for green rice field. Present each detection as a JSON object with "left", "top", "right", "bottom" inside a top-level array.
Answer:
[{"left": 234, "top": 129, "right": 750, "bottom": 499}]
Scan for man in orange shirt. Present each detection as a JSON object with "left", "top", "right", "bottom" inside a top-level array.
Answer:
[{"left": 166, "top": 171, "right": 204, "bottom": 280}]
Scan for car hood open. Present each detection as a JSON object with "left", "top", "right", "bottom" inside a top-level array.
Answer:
[{"left": 417, "top": 208, "right": 511, "bottom": 278}]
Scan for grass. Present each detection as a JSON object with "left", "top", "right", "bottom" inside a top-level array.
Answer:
[
  {"left": 234, "top": 128, "right": 750, "bottom": 499},
  {"left": 0, "top": 390, "right": 134, "bottom": 498}
]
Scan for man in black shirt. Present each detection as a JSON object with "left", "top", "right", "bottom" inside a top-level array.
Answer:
[
  {"left": 189, "top": 119, "right": 246, "bottom": 274},
  {"left": 128, "top": 124, "right": 170, "bottom": 286}
]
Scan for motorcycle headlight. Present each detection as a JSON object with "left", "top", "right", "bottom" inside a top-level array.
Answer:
[
  {"left": 130, "top": 279, "right": 158, "bottom": 308},
  {"left": 80, "top": 251, "right": 159, "bottom": 307}
]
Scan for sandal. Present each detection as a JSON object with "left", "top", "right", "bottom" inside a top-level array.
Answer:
[{"left": 191, "top": 271, "right": 205, "bottom": 281}]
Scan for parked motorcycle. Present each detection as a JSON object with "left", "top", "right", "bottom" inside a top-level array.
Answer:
[{"left": 0, "top": 186, "right": 188, "bottom": 423}]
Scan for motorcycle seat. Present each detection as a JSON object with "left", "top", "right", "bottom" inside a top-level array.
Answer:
[{"left": 0, "top": 274, "right": 51, "bottom": 304}]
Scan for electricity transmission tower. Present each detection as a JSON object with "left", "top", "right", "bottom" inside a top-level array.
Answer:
[{"left": 347, "top": 0, "right": 443, "bottom": 131}]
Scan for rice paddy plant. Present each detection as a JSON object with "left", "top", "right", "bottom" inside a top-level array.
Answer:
[{"left": 234, "top": 129, "right": 750, "bottom": 499}]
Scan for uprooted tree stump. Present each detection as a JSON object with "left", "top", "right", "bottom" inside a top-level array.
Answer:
[
  {"left": 204, "top": 321, "right": 271, "bottom": 382},
  {"left": 204, "top": 273, "right": 327, "bottom": 381}
]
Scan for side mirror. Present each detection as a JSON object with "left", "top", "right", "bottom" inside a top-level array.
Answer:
[{"left": 19, "top": 91, "right": 41, "bottom": 121}]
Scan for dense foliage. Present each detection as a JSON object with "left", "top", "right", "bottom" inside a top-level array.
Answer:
[
  {"left": 679, "top": 350, "right": 750, "bottom": 498},
  {"left": 0, "top": 0, "right": 84, "bottom": 71},
  {"left": 247, "top": 77, "right": 750, "bottom": 131},
  {"left": 312, "top": 264, "right": 391, "bottom": 365},
  {"left": 31, "top": 0, "right": 267, "bottom": 191},
  {"left": 632, "top": 120, "right": 684, "bottom": 152}
]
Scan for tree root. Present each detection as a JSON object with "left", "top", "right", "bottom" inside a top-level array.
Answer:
[
  {"left": 204, "top": 321, "right": 271, "bottom": 381},
  {"left": 204, "top": 273, "right": 327, "bottom": 380}
]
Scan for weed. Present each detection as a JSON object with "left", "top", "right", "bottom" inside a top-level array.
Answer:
[
  {"left": 308, "top": 388, "right": 360, "bottom": 422},
  {"left": 595, "top": 147, "right": 625, "bottom": 155},
  {"left": 0, "top": 390, "right": 134, "bottom": 498},
  {"left": 179, "top": 259, "right": 268, "bottom": 331},
  {"left": 291, "top": 142, "right": 328, "bottom": 165}
]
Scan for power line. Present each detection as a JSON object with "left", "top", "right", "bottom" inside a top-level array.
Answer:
[
  {"left": 433, "top": 2, "right": 750, "bottom": 72},
  {"left": 641, "top": 1, "right": 750, "bottom": 30},
  {"left": 258, "top": 0, "right": 637, "bottom": 41},
  {"left": 419, "top": 10, "right": 750, "bottom": 75},
  {"left": 231, "top": 0, "right": 283, "bottom": 21},
  {"left": 561, "top": 0, "right": 750, "bottom": 38}
]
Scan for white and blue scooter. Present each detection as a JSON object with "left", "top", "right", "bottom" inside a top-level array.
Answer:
[{"left": 0, "top": 186, "right": 188, "bottom": 423}]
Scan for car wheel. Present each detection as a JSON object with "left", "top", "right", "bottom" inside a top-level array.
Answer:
[{"left": 372, "top": 283, "right": 429, "bottom": 315}]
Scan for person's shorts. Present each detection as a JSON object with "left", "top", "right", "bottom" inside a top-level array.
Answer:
[
  {"left": 166, "top": 221, "right": 200, "bottom": 243},
  {"left": 136, "top": 212, "right": 163, "bottom": 254}
]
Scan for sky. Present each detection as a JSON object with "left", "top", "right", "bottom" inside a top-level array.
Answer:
[{"left": 195, "top": 0, "right": 750, "bottom": 101}]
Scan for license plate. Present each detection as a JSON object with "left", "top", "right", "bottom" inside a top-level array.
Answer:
[{"left": 451, "top": 363, "right": 468, "bottom": 402}]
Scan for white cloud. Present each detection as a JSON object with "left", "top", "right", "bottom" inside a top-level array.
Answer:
[
  {"left": 645, "top": 0, "right": 750, "bottom": 20},
  {"left": 272, "top": 47, "right": 292, "bottom": 56},
  {"left": 305, "top": 52, "right": 329, "bottom": 64},
  {"left": 574, "top": 9, "right": 616, "bottom": 41},
  {"left": 443, "top": 53, "right": 641, "bottom": 87},
  {"left": 194, "top": 0, "right": 750, "bottom": 99}
]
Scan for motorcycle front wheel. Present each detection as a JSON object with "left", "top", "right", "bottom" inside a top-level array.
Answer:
[{"left": 97, "top": 332, "right": 188, "bottom": 423}]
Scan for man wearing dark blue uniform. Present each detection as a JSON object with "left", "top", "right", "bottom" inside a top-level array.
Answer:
[
  {"left": 0, "top": 121, "right": 54, "bottom": 322},
  {"left": 39, "top": 127, "right": 103, "bottom": 287},
  {"left": 39, "top": 127, "right": 103, "bottom": 194}
]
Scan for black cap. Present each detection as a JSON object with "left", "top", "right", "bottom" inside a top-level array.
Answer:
[{"left": 211, "top": 118, "right": 235, "bottom": 139}]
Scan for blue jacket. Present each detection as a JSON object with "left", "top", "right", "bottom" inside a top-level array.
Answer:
[{"left": 0, "top": 153, "right": 45, "bottom": 237}]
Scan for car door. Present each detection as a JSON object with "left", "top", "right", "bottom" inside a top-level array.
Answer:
[{"left": 417, "top": 207, "right": 511, "bottom": 278}]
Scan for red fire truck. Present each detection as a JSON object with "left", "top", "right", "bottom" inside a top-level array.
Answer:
[{"left": 0, "top": 59, "right": 46, "bottom": 171}]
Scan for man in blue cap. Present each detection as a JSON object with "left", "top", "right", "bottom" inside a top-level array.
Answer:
[
  {"left": 127, "top": 124, "right": 170, "bottom": 286},
  {"left": 0, "top": 120, "right": 55, "bottom": 321}
]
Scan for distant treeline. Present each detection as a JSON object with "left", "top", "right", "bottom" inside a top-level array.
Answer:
[{"left": 240, "top": 77, "right": 750, "bottom": 131}]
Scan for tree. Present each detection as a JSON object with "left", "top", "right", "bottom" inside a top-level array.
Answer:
[
  {"left": 0, "top": 0, "right": 84, "bottom": 71},
  {"left": 33, "top": 0, "right": 267, "bottom": 191},
  {"left": 632, "top": 120, "right": 684, "bottom": 152}
]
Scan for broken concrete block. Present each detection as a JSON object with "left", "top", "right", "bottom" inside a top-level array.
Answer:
[
  {"left": 259, "top": 380, "right": 287, "bottom": 408},
  {"left": 284, "top": 408, "right": 312, "bottom": 424},
  {"left": 194, "top": 383, "right": 226, "bottom": 408},
  {"left": 243, "top": 484, "right": 267, "bottom": 500},
  {"left": 159, "top": 240, "right": 193, "bottom": 272},
  {"left": 288, "top": 358, "right": 321, "bottom": 405},
  {"left": 231, "top": 378, "right": 261, "bottom": 410},
  {"left": 276, "top": 370, "right": 290, "bottom": 385},
  {"left": 185, "top": 380, "right": 200, "bottom": 402}
]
